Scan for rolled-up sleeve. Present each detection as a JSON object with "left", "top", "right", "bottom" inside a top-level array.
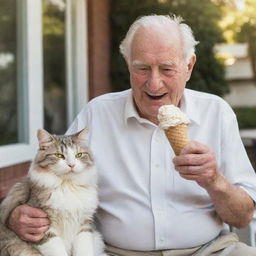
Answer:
[{"left": 220, "top": 113, "right": 256, "bottom": 202}]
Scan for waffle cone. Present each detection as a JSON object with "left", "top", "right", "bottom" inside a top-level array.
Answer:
[{"left": 164, "top": 123, "right": 189, "bottom": 155}]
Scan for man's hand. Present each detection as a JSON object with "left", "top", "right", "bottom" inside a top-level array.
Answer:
[
  {"left": 7, "top": 204, "right": 50, "bottom": 242},
  {"left": 173, "top": 141, "right": 220, "bottom": 189},
  {"left": 173, "top": 140, "right": 254, "bottom": 228}
]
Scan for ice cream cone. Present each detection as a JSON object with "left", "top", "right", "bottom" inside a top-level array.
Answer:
[
  {"left": 158, "top": 105, "right": 190, "bottom": 155},
  {"left": 164, "top": 123, "right": 189, "bottom": 155}
]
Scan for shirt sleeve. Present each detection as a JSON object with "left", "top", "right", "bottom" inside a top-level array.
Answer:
[{"left": 220, "top": 110, "right": 256, "bottom": 202}]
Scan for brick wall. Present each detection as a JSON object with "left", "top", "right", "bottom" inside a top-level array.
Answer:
[
  {"left": 0, "top": 162, "right": 30, "bottom": 199},
  {"left": 88, "top": 0, "right": 111, "bottom": 98}
]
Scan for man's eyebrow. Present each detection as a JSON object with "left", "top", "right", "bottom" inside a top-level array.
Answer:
[
  {"left": 132, "top": 60, "right": 145, "bottom": 66},
  {"left": 160, "top": 61, "right": 176, "bottom": 66}
]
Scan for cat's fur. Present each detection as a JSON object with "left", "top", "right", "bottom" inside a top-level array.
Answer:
[{"left": 0, "top": 128, "right": 107, "bottom": 256}]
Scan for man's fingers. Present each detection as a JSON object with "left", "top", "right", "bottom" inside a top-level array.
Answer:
[
  {"left": 26, "top": 225, "right": 49, "bottom": 235},
  {"left": 180, "top": 141, "right": 209, "bottom": 155},
  {"left": 173, "top": 141, "right": 216, "bottom": 170},
  {"left": 24, "top": 205, "right": 48, "bottom": 218},
  {"left": 23, "top": 215, "right": 50, "bottom": 228},
  {"left": 15, "top": 204, "right": 50, "bottom": 228},
  {"left": 8, "top": 204, "right": 50, "bottom": 243},
  {"left": 172, "top": 141, "right": 218, "bottom": 186},
  {"left": 15, "top": 222, "right": 49, "bottom": 242},
  {"left": 179, "top": 173, "right": 199, "bottom": 180},
  {"left": 22, "top": 232, "right": 45, "bottom": 242},
  {"left": 173, "top": 153, "right": 209, "bottom": 166},
  {"left": 176, "top": 165, "right": 206, "bottom": 175}
]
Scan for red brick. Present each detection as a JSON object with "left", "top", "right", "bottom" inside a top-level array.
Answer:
[{"left": 88, "top": 0, "right": 111, "bottom": 98}]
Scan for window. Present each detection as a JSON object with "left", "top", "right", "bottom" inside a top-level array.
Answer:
[
  {"left": 43, "top": 0, "right": 89, "bottom": 134},
  {"left": 0, "top": 0, "right": 43, "bottom": 167},
  {"left": 0, "top": 0, "right": 88, "bottom": 168},
  {"left": 66, "top": 0, "right": 89, "bottom": 126},
  {"left": 0, "top": 0, "right": 21, "bottom": 146},
  {"left": 43, "top": 0, "right": 67, "bottom": 134}
]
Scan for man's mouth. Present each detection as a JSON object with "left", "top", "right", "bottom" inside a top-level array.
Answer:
[{"left": 146, "top": 92, "right": 167, "bottom": 100}]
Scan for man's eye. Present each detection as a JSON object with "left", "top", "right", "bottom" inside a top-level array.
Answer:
[
  {"left": 162, "top": 68, "right": 176, "bottom": 75},
  {"left": 162, "top": 68, "right": 172, "bottom": 72},
  {"left": 54, "top": 153, "right": 65, "bottom": 159},
  {"left": 76, "top": 152, "right": 83, "bottom": 158},
  {"left": 134, "top": 66, "right": 149, "bottom": 72}
]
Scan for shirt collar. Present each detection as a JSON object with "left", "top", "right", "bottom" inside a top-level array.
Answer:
[
  {"left": 124, "top": 89, "right": 136, "bottom": 122},
  {"left": 124, "top": 88, "right": 201, "bottom": 126},
  {"left": 180, "top": 89, "right": 201, "bottom": 125},
  {"left": 124, "top": 89, "right": 154, "bottom": 125}
]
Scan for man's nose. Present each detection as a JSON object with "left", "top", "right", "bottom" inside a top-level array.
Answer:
[{"left": 147, "top": 70, "right": 162, "bottom": 91}]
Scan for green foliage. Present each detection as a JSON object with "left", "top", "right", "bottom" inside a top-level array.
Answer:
[
  {"left": 219, "top": 0, "right": 256, "bottom": 81},
  {"left": 233, "top": 107, "right": 256, "bottom": 129},
  {"left": 42, "top": 1, "right": 66, "bottom": 90},
  {"left": 0, "top": 0, "right": 18, "bottom": 145},
  {"left": 42, "top": 0, "right": 67, "bottom": 134},
  {"left": 110, "top": 0, "right": 229, "bottom": 96}
]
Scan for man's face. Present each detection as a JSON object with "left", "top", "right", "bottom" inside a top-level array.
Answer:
[{"left": 128, "top": 26, "right": 196, "bottom": 124}]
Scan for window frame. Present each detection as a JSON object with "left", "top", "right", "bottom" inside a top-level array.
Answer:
[
  {"left": 0, "top": 0, "right": 43, "bottom": 168},
  {"left": 66, "top": 0, "right": 89, "bottom": 125},
  {"left": 0, "top": 0, "right": 89, "bottom": 168}
]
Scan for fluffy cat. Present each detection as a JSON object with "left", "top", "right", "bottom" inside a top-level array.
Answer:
[{"left": 0, "top": 128, "right": 107, "bottom": 256}]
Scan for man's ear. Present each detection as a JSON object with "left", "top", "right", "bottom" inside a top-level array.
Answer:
[{"left": 186, "top": 55, "right": 196, "bottom": 82}]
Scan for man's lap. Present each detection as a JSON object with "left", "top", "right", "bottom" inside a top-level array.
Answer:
[{"left": 105, "top": 232, "right": 256, "bottom": 256}]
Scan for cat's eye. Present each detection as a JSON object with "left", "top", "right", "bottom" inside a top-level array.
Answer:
[
  {"left": 76, "top": 152, "right": 83, "bottom": 158},
  {"left": 54, "top": 153, "right": 65, "bottom": 159}
]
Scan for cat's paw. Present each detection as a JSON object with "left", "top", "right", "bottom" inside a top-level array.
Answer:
[{"left": 73, "top": 231, "right": 94, "bottom": 256}]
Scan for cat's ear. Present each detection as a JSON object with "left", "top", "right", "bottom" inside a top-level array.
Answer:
[
  {"left": 76, "top": 127, "right": 89, "bottom": 142},
  {"left": 37, "top": 129, "right": 54, "bottom": 150}
]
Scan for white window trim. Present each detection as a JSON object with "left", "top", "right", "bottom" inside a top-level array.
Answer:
[
  {"left": 0, "top": 0, "right": 43, "bottom": 168},
  {"left": 66, "top": 0, "right": 89, "bottom": 126},
  {"left": 0, "top": 0, "right": 89, "bottom": 168}
]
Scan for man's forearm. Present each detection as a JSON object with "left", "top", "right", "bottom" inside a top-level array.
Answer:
[
  {"left": 205, "top": 171, "right": 254, "bottom": 228},
  {"left": 173, "top": 142, "right": 255, "bottom": 228}
]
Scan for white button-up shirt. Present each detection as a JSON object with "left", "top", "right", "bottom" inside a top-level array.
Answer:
[{"left": 67, "top": 88, "right": 256, "bottom": 250}]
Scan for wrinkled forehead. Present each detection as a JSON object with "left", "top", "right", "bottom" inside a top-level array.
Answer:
[
  {"left": 132, "top": 24, "right": 181, "bottom": 48},
  {"left": 130, "top": 26, "right": 183, "bottom": 64}
]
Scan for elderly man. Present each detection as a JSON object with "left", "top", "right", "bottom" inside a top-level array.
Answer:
[{"left": 8, "top": 15, "right": 256, "bottom": 255}]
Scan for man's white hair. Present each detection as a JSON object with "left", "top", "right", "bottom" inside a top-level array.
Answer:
[{"left": 119, "top": 14, "right": 199, "bottom": 63}]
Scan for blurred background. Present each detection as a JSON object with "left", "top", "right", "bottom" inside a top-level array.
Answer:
[
  {"left": 0, "top": 0, "right": 256, "bottom": 244},
  {"left": 2, "top": 0, "right": 255, "bottom": 164},
  {"left": 109, "top": 0, "right": 256, "bottom": 169}
]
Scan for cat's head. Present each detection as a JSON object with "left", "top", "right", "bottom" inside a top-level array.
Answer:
[{"left": 34, "top": 128, "right": 94, "bottom": 177}]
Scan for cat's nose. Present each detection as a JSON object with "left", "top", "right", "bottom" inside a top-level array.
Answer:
[{"left": 68, "top": 164, "right": 75, "bottom": 168}]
